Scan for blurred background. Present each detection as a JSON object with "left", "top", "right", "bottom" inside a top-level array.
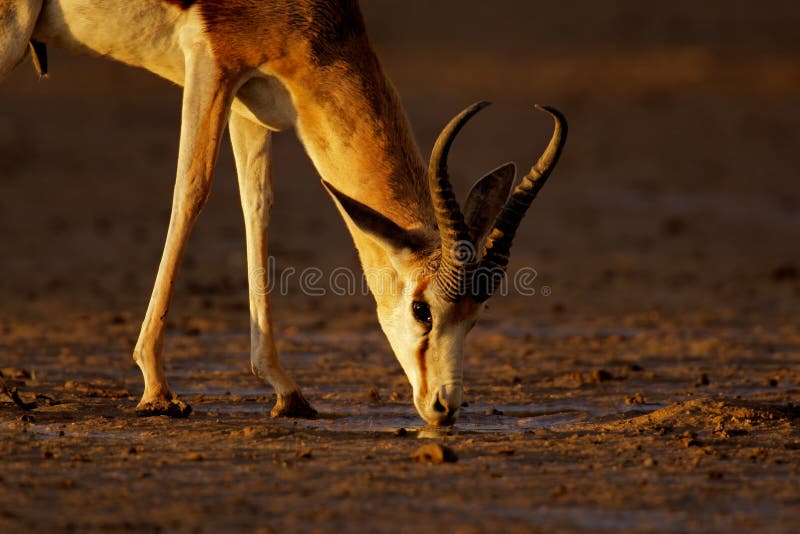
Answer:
[
  {"left": 2, "top": 6, "right": 798, "bottom": 529},
  {"left": 1, "top": 0, "right": 798, "bottom": 329}
]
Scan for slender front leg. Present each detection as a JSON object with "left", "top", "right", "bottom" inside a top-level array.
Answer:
[
  {"left": 133, "top": 42, "right": 234, "bottom": 417},
  {"left": 229, "top": 112, "right": 316, "bottom": 418}
]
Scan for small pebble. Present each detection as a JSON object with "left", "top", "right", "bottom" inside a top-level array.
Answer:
[{"left": 625, "top": 393, "right": 646, "bottom": 405}]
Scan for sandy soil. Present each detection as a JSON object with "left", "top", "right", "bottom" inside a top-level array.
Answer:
[{"left": 1, "top": 1, "right": 799, "bottom": 532}]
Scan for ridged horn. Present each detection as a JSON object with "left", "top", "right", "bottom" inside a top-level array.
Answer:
[
  {"left": 428, "top": 101, "right": 490, "bottom": 302},
  {"left": 475, "top": 105, "right": 568, "bottom": 302}
]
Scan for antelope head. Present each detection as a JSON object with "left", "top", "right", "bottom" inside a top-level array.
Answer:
[{"left": 324, "top": 102, "right": 567, "bottom": 425}]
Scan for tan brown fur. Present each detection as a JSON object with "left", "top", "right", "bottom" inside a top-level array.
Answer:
[{"left": 191, "top": 0, "right": 434, "bottom": 230}]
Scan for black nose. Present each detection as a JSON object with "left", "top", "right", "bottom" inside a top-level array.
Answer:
[
  {"left": 430, "top": 391, "right": 456, "bottom": 423},
  {"left": 433, "top": 395, "right": 448, "bottom": 414}
]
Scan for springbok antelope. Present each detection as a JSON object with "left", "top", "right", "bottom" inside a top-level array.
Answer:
[{"left": 2, "top": 0, "right": 566, "bottom": 425}]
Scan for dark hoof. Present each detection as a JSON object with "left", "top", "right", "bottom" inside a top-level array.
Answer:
[
  {"left": 271, "top": 391, "right": 317, "bottom": 419},
  {"left": 136, "top": 397, "right": 192, "bottom": 418}
]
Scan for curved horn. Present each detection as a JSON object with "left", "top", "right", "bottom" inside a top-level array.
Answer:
[
  {"left": 475, "top": 105, "right": 568, "bottom": 302},
  {"left": 429, "top": 101, "right": 490, "bottom": 301}
]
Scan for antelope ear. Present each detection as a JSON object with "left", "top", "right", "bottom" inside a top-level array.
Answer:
[
  {"left": 464, "top": 162, "right": 516, "bottom": 242},
  {"left": 322, "top": 180, "right": 427, "bottom": 253}
]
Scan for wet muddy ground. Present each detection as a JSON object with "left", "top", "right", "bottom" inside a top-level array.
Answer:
[{"left": 2, "top": 1, "right": 800, "bottom": 532}]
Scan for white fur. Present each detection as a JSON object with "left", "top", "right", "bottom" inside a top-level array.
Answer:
[
  {"left": 33, "top": 0, "right": 188, "bottom": 84},
  {"left": 33, "top": 1, "right": 297, "bottom": 130}
]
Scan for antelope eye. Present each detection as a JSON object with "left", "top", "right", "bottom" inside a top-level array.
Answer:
[{"left": 412, "top": 301, "right": 432, "bottom": 329}]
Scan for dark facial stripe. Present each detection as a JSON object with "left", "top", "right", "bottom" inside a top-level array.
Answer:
[
  {"left": 163, "top": 0, "right": 196, "bottom": 9},
  {"left": 416, "top": 337, "right": 428, "bottom": 400},
  {"left": 412, "top": 277, "right": 432, "bottom": 399},
  {"left": 412, "top": 277, "right": 431, "bottom": 302}
]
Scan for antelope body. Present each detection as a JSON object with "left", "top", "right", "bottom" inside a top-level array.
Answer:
[{"left": 1, "top": 0, "right": 566, "bottom": 425}]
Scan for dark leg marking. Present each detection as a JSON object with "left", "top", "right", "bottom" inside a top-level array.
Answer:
[{"left": 29, "top": 40, "right": 47, "bottom": 77}]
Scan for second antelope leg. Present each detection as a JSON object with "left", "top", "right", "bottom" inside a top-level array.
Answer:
[
  {"left": 133, "top": 40, "right": 233, "bottom": 417},
  {"left": 229, "top": 112, "right": 317, "bottom": 418}
]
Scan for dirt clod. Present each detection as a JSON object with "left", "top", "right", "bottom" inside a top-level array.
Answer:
[
  {"left": 364, "top": 386, "right": 383, "bottom": 406},
  {"left": 35, "top": 394, "right": 60, "bottom": 406},
  {"left": 1, "top": 380, "right": 37, "bottom": 411},
  {"left": 626, "top": 393, "right": 646, "bottom": 405},
  {"left": 680, "top": 431, "right": 701, "bottom": 447},
  {"left": 0, "top": 368, "right": 32, "bottom": 380},
  {"left": 296, "top": 449, "right": 313, "bottom": 459},
  {"left": 410, "top": 443, "right": 458, "bottom": 464},
  {"left": 590, "top": 369, "right": 614, "bottom": 383}
]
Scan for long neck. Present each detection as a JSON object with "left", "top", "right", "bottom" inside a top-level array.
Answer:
[{"left": 284, "top": 42, "right": 434, "bottom": 231}]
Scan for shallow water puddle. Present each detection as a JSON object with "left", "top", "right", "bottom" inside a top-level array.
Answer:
[{"left": 196, "top": 399, "right": 665, "bottom": 436}]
